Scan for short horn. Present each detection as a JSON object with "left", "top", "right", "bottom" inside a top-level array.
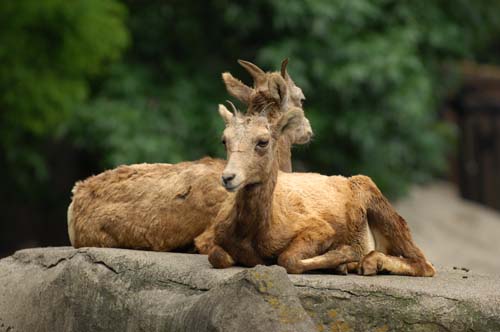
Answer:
[
  {"left": 226, "top": 100, "right": 238, "bottom": 114},
  {"left": 280, "top": 58, "right": 289, "bottom": 79},
  {"left": 237, "top": 59, "right": 265, "bottom": 80}
]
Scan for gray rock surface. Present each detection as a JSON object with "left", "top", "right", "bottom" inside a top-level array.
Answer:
[{"left": 1, "top": 247, "right": 499, "bottom": 332}]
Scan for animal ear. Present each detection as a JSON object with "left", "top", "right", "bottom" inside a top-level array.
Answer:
[
  {"left": 222, "top": 72, "right": 252, "bottom": 104},
  {"left": 237, "top": 59, "right": 265, "bottom": 81},
  {"left": 280, "top": 58, "right": 289, "bottom": 80},
  {"left": 274, "top": 107, "right": 304, "bottom": 136},
  {"left": 218, "top": 104, "right": 233, "bottom": 125},
  {"left": 268, "top": 74, "right": 288, "bottom": 108}
]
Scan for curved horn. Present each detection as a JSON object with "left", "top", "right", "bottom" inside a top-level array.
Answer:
[
  {"left": 237, "top": 59, "right": 265, "bottom": 80},
  {"left": 260, "top": 101, "right": 274, "bottom": 117},
  {"left": 280, "top": 58, "right": 289, "bottom": 79},
  {"left": 226, "top": 100, "right": 238, "bottom": 114}
]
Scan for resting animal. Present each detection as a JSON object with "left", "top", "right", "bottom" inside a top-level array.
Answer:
[
  {"left": 68, "top": 60, "right": 311, "bottom": 252},
  {"left": 207, "top": 105, "right": 435, "bottom": 277}
]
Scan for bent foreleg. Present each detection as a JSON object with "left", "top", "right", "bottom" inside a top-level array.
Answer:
[
  {"left": 299, "top": 245, "right": 361, "bottom": 272},
  {"left": 277, "top": 225, "right": 361, "bottom": 274},
  {"left": 194, "top": 224, "right": 217, "bottom": 254}
]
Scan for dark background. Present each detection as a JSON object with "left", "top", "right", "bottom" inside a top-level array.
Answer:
[{"left": 1, "top": 0, "right": 500, "bottom": 258}]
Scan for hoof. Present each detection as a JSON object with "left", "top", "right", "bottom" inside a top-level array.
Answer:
[
  {"left": 358, "top": 251, "right": 382, "bottom": 276},
  {"left": 208, "top": 246, "right": 234, "bottom": 268},
  {"left": 334, "top": 264, "right": 348, "bottom": 275}
]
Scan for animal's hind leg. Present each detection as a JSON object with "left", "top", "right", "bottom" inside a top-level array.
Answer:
[
  {"left": 350, "top": 175, "right": 435, "bottom": 277},
  {"left": 359, "top": 251, "right": 435, "bottom": 277}
]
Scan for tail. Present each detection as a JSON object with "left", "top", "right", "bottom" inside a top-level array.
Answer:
[{"left": 351, "top": 175, "right": 435, "bottom": 276}]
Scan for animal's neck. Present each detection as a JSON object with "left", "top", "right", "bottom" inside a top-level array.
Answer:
[
  {"left": 232, "top": 159, "right": 278, "bottom": 239},
  {"left": 276, "top": 135, "right": 292, "bottom": 172}
]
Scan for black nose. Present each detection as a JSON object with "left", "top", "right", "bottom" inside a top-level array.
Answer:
[{"left": 221, "top": 173, "right": 236, "bottom": 186}]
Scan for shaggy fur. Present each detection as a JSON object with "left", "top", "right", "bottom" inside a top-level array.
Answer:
[
  {"left": 208, "top": 108, "right": 435, "bottom": 277},
  {"left": 70, "top": 159, "right": 227, "bottom": 250},
  {"left": 223, "top": 59, "right": 310, "bottom": 171},
  {"left": 69, "top": 60, "right": 310, "bottom": 251},
  {"left": 69, "top": 60, "right": 434, "bottom": 277}
]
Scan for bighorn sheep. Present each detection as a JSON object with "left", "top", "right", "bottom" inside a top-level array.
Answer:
[
  {"left": 208, "top": 105, "right": 435, "bottom": 277},
  {"left": 68, "top": 60, "right": 311, "bottom": 251}
]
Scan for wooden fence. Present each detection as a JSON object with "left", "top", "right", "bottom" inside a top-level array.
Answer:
[{"left": 453, "top": 62, "right": 500, "bottom": 211}]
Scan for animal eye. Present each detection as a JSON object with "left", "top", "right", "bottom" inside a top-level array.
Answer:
[
  {"left": 221, "top": 138, "right": 226, "bottom": 145},
  {"left": 256, "top": 140, "right": 269, "bottom": 148}
]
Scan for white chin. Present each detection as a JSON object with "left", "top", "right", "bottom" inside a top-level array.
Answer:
[{"left": 225, "top": 183, "right": 241, "bottom": 192}]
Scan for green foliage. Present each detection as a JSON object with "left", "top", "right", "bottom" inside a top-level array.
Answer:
[
  {"left": 3, "top": 0, "right": 500, "bottom": 197},
  {"left": 62, "top": 0, "right": 500, "bottom": 196},
  {"left": 0, "top": 0, "right": 128, "bottom": 185},
  {"left": 64, "top": 64, "right": 224, "bottom": 166},
  {"left": 252, "top": 0, "right": 500, "bottom": 195}
]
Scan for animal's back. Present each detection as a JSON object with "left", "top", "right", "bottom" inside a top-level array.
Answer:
[
  {"left": 276, "top": 173, "right": 404, "bottom": 257},
  {"left": 260, "top": 173, "right": 356, "bottom": 254},
  {"left": 274, "top": 172, "right": 353, "bottom": 224},
  {"left": 69, "top": 158, "right": 228, "bottom": 250}
]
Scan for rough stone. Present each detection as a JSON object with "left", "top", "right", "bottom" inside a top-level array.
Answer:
[{"left": 1, "top": 247, "right": 499, "bottom": 332}]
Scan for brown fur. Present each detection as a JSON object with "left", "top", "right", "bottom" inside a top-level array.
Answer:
[
  {"left": 222, "top": 59, "right": 310, "bottom": 171},
  {"left": 69, "top": 60, "right": 433, "bottom": 277},
  {"left": 70, "top": 159, "right": 226, "bottom": 250},
  {"left": 208, "top": 108, "right": 435, "bottom": 277},
  {"left": 69, "top": 60, "right": 310, "bottom": 251}
]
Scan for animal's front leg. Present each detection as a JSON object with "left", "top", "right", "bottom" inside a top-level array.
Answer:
[
  {"left": 277, "top": 226, "right": 338, "bottom": 274},
  {"left": 278, "top": 240, "right": 361, "bottom": 274},
  {"left": 208, "top": 245, "right": 235, "bottom": 269},
  {"left": 299, "top": 245, "right": 361, "bottom": 272},
  {"left": 328, "top": 261, "right": 359, "bottom": 275},
  {"left": 194, "top": 224, "right": 216, "bottom": 254}
]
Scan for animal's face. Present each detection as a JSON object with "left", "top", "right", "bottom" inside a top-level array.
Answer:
[
  {"left": 220, "top": 113, "right": 274, "bottom": 192},
  {"left": 282, "top": 74, "right": 312, "bottom": 145},
  {"left": 218, "top": 105, "right": 303, "bottom": 192}
]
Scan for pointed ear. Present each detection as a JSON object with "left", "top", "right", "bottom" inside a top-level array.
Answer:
[
  {"left": 218, "top": 104, "right": 233, "bottom": 125},
  {"left": 280, "top": 58, "right": 289, "bottom": 80},
  {"left": 222, "top": 72, "right": 252, "bottom": 104},
  {"left": 268, "top": 74, "right": 288, "bottom": 108},
  {"left": 274, "top": 108, "right": 304, "bottom": 136}
]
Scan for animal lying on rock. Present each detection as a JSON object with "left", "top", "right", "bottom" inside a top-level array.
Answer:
[
  {"left": 68, "top": 60, "right": 312, "bottom": 252},
  {"left": 208, "top": 105, "right": 435, "bottom": 277}
]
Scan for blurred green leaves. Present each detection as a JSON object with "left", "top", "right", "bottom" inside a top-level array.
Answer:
[
  {"left": 0, "top": 0, "right": 128, "bottom": 185},
  {"left": 64, "top": 64, "right": 224, "bottom": 167},
  {"left": 2, "top": 0, "right": 500, "bottom": 197},
  {"left": 254, "top": 0, "right": 500, "bottom": 195}
]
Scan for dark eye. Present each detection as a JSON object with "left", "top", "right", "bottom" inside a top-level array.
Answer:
[
  {"left": 221, "top": 138, "right": 226, "bottom": 146},
  {"left": 300, "top": 98, "right": 305, "bottom": 106},
  {"left": 256, "top": 140, "right": 269, "bottom": 148}
]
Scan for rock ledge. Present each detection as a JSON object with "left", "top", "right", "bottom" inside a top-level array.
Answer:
[{"left": 1, "top": 247, "right": 499, "bottom": 332}]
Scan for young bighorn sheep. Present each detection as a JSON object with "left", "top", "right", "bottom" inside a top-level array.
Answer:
[
  {"left": 224, "top": 59, "right": 310, "bottom": 172},
  {"left": 208, "top": 106, "right": 435, "bottom": 277},
  {"left": 68, "top": 60, "right": 311, "bottom": 252}
]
